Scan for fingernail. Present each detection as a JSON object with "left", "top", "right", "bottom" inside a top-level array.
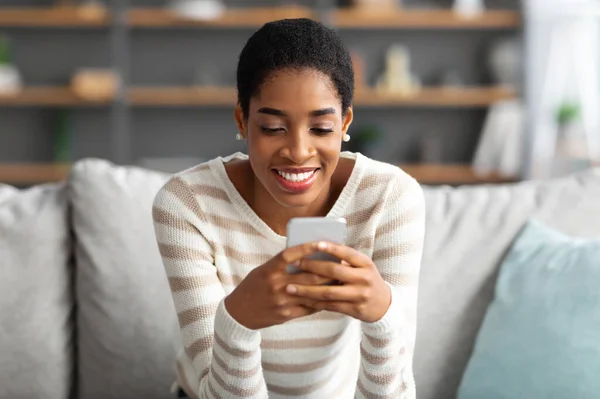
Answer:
[
  {"left": 317, "top": 241, "right": 327, "bottom": 250},
  {"left": 286, "top": 285, "right": 297, "bottom": 294}
]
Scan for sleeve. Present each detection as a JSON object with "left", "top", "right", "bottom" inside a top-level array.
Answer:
[
  {"left": 152, "top": 177, "right": 269, "bottom": 399},
  {"left": 355, "top": 174, "right": 426, "bottom": 399}
]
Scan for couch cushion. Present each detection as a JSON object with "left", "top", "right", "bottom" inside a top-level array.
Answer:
[
  {"left": 415, "top": 168, "right": 600, "bottom": 399},
  {"left": 0, "top": 183, "right": 73, "bottom": 399},
  {"left": 69, "top": 159, "right": 179, "bottom": 399}
]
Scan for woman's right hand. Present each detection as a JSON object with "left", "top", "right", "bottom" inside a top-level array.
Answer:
[{"left": 224, "top": 242, "right": 330, "bottom": 330}]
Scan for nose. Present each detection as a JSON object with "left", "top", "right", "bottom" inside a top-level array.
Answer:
[{"left": 280, "top": 131, "right": 316, "bottom": 164}]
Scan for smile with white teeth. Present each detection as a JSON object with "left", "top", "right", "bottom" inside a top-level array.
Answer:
[{"left": 276, "top": 170, "right": 316, "bottom": 182}]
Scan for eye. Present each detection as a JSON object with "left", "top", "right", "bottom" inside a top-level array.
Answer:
[
  {"left": 311, "top": 128, "right": 334, "bottom": 135},
  {"left": 260, "top": 127, "right": 285, "bottom": 134}
]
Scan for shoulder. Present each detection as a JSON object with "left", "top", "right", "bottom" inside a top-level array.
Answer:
[{"left": 357, "top": 155, "right": 423, "bottom": 204}]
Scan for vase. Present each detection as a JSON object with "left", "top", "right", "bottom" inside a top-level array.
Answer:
[
  {"left": 453, "top": 0, "right": 484, "bottom": 16},
  {"left": 0, "top": 64, "right": 22, "bottom": 94}
]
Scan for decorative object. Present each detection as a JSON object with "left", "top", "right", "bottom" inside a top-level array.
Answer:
[
  {"left": 0, "top": 35, "right": 22, "bottom": 95},
  {"left": 352, "top": 0, "right": 400, "bottom": 9},
  {"left": 169, "top": 0, "right": 226, "bottom": 20},
  {"left": 458, "top": 220, "right": 600, "bottom": 399},
  {"left": 488, "top": 37, "right": 522, "bottom": 90},
  {"left": 552, "top": 101, "right": 592, "bottom": 176},
  {"left": 351, "top": 51, "right": 367, "bottom": 90},
  {"left": 70, "top": 68, "right": 119, "bottom": 101},
  {"left": 345, "top": 125, "right": 382, "bottom": 156},
  {"left": 473, "top": 99, "right": 525, "bottom": 179},
  {"left": 453, "top": 0, "right": 484, "bottom": 17},
  {"left": 439, "top": 69, "right": 465, "bottom": 88},
  {"left": 342, "top": 133, "right": 351, "bottom": 142},
  {"left": 77, "top": 0, "right": 108, "bottom": 20},
  {"left": 53, "top": 110, "right": 73, "bottom": 163},
  {"left": 376, "top": 45, "right": 421, "bottom": 95}
]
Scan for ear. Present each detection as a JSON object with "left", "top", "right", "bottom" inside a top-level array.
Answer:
[
  {"left": 342, "top": 107, "right": 354, "bottom": 134},
  {"left": 234, "top": 105, "right": 246, "bottom": 139}
]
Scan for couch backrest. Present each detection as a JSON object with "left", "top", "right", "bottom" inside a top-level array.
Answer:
[
  {"left": 415, "top": 168, "right": 600, "bottom": 399},
  {"left": 68, "top": 160, "right": 178, "bottom": 399},
  {"left": 0, "top": 183, "right": 73, "bottom": 399}
]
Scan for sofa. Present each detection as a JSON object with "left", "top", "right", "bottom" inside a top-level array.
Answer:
[{"left": 1, "top": 158, "right": 599, "bottom": 399}]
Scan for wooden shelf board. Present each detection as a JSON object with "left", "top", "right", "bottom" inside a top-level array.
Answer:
[
  {"left": 0, "top": 7, "right": 110, "bottom": 27},
  {"left": 0, "top": 87, "right": 112, "bottom": 106},
  {"left": 128, "top": 86, "right": 515, "bottom": 107},
  {"left": 128, "top": 7, "right": 316, "bottom": 28},
  {"left": 128, "top": 86, "right": 237, "bottom": 106},
  {"left": 355, "top": 87, "right": 516, "bottom": 107},
  {"left": 0, "top": 164, "right": 71, "bottom": 184},
  {"left": 399, "top": 164, "right": 517, "bottom": 185},
  {"left": 331, "top": 8, "right": 521, "bottom": 29}
]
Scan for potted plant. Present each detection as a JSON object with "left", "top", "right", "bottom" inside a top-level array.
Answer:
[
  {"left": 346, "top": 125, "right": 383, "bottom": 156},
  {"left": 553, "top": 101, "right": 590, "bottom": 176}
]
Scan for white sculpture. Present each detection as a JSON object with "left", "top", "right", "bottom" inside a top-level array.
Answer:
[
  {"left": 453, "top": 0, "right": 485, "bottom": 17},
  {"left": 169, "top": 0, "right": 226, "bottom": 21}
]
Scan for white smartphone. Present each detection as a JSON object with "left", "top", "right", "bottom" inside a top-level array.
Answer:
[{"left": 285, "top": 217, "right": 347, "bottom": 274}]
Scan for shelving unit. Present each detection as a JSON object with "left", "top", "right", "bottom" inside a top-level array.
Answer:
[
  {"left": 0, "top": 2, "right": 524, "bottom": 186},
  {"left": 0, "top": 162, "right": 515, "bottom": 186},
  {"left": 0, "top": 6, "right": 110, "bottom": 27},
  {"left": 0, "top": 87, "right": 112, "bottom": 107},
  {"left": 330, "top": 9, "right": 521, "bottom": 29}
]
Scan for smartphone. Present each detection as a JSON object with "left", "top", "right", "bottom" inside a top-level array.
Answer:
[{"left": 285, "top": 217, "right": 347, "bottom": 274}]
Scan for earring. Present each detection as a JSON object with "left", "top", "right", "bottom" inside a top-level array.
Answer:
[
  {"left": 235, "top": 133, "right": 244, "bottom": 141},
  {"left": 342, "top": 133, "right": 351, "bottom": 142}
]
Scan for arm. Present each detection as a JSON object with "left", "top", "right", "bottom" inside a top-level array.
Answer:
[
  {"left": 152, "top": 177, "right": 269, "bottom": 399},
  {"left": 356, "top": 175, "right": 425, "bottom": 399}
]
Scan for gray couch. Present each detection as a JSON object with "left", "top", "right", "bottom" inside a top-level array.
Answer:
[{"left": 2, "top": 158, "right": 599, "bottom": 399}]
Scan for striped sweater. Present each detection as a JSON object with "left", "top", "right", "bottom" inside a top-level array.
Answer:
[{"left": 152, "top": 151, "right": 425, "bottom": 399}]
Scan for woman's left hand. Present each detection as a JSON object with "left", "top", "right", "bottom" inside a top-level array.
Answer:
[{"left": 285, "top": 241, "right": 391, "bottom": 323}]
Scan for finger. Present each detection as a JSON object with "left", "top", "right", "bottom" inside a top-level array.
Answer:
[
  {"left": 315, "top": 241, "right": 372, "bottom": 268},
  {"left": 295, "top": 260, "right": 360, "bottom": 283},
  {"left": 288, "top": 272, "right": 335, "bottom": 286},
  {"left": 287, "top": 284, "right": 366, "bottom": 302},
  {"left": 309, "top": 301, "right": 356, "bottom": 317},
  {"left": 278, "top": 242, "right": 320, "bottom": 268}
]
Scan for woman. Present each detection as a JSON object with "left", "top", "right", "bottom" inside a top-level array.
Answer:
[{"left": 152, "top": 17, "right": 425, "bottom": 399}]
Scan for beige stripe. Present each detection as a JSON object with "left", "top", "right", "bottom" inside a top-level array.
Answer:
[
  {"left": 267, "top": 373, "right": 331, "bottom": 396},
  {"left": 211, "top": 368, "right": 263, "bottom": 397},
  {"left": 363, "top": 370, "right": 397, "bottom": 385},
  {"left": 348, "top": 236, "right": 373, "bottom": 251},
  {"left": 152, "top": 207, "right": 198, "bottom": 234},
  {"left": 212, "top": 351, "right": 261, "bottom": 379},
  {"left": 176, "top": 359, "right": 199, "bottom": 399},
  {"left": 360, "top": 343, "right": 391, "bottom": 365},
  {"left": 357, "top": 377, "right": 404, "bottom": 399},
  {"left": 207, "top": 376, "right": 224, "bottom": 399},
  {"left": 159, "top": 243, "right": 213, "bottom": 263},
  {"left": 205, "top": 213, "right": 263, "bottom": 237},
  {"left": 380, "top": 272, "right": 419, "bottom": 287},
  {"left": 218, "top": 272, "right": 244, "bottom": 286},
  {"left": 223, "top": 245, "right": 272, "bottom": 265},
  {"left": 356, "top": 174, "right": 389, "bottom": 193},
  {"left": 186, "top": 335, "right": 213, "bottom": 360},
  {"left": 189, "top": 184, "right": 230, "bottom": 203},
  {"left": 372, "top": 239, "right": 422, "bottom": 262},
  {"left": 178, "top": 303, "right": 219, "bottom": 327},
  {"left": 364, "top": 334, "right": 391, "bottom": 349},
  {"left": 346, "top": 201, "right": 384, "bottom": 227},
  {"left": 169, "top": 275, "right": 220, "bottom": 292},
  {"left": 261, "top": 330, "right": 345, "bottom": 350},
  {"left": 375, "top": 207, "right": 424, "bottom": 237},
  {"left": 214, "top": 333, "right": 256, "bottom": 359},
  {"left": 164, "top": 177, "right": 205, "bottom": 221},
  {"left": 262, "top": 347, "right": 339, "bottom": 373}
]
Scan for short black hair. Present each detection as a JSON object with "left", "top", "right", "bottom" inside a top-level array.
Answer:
[{"left": 236, "top": 18, "right": 354, "bottom": 118}]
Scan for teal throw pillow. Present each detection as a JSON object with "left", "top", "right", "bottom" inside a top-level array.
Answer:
[{"left": 458, "top": 220, "right": 600, "bottom": 399}]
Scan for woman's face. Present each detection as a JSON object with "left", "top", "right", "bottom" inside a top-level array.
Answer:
[{"left": 234, "top": 68, "right": 353, "bottom": 209}]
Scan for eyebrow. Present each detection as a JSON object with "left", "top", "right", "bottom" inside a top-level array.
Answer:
[{"left": 257, "top": 107, "right": 337, "bottom": 117}]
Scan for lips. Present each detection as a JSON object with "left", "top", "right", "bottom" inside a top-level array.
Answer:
[{"left": 272, "top": 168, "right": 320, "bottom": 194}]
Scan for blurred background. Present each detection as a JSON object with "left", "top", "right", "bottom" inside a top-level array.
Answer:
[{"left": 0, "top": 0, "right": 597, "bottom": 186}]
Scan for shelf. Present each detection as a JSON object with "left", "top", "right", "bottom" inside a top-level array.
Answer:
[
  {"left": 128, "top": 86, "right": 237, "bottom": 106},
  {"left": 398, "top": 164, "right": 517, "bottom": 185},
  {"left": 127, "top": 86, "right": 515, "bottom": 108},
  {"left": 0, "top": 164, "right": 71, "bottom": 185},
  {"left": 331, "top": 8, "right": 521, "bottom": 29},
  {"left": 0, "top": 87, "right": 112, "bottom": 107},
  {"left": 128, "top": 6, "right": 316, "bottom": 28},
  {"left": 0, "top": 6, "right": 110, "bottom": 27},
  {"left": 355, "top": 87, "right": 516, "bottom": 107}
]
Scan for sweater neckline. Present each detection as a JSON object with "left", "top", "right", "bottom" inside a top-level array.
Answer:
[{"left": 209, "top": 151, "right": 364, "bottom": 243}]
